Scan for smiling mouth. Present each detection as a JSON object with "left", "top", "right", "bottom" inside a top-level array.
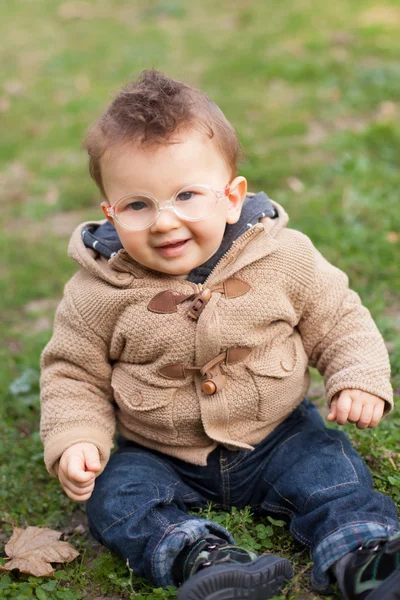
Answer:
[
  {"left": 154, "top": 239, "right": 191, "bottom": 257},
  {"left": 156, "top": 239, "right": 189, "bottom": 248}
]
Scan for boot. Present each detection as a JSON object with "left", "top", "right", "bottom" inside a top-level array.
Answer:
[
  {"left": 175, "top": 535, "right": 293, "bottom": 600},
  {"left": 334, "top": 534, "right": 400, "bottom": 600}
]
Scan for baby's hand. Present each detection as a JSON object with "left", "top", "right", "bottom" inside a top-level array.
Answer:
[
  {"left": 58, "top": 443, "right": 101, "bottom": 502},
  {"left": 327, "top": 389, "right": 385, "bottom": 429}
]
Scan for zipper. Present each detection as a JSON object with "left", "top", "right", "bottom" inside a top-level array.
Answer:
[
  {"left": 187, "top": 225, "right": 263, "bottom": 295},
  {"left": 203, "top": 226, "right": 262, "bottom": 287}
]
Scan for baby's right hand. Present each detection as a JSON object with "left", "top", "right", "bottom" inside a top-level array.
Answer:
[{"left": 58, "top": 443, "right": 101, "bottom": 502}]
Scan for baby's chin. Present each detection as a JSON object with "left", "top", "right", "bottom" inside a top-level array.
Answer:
[
  {"left": 171, "top": 273, "right": 189, "bottom": 279},
  {"left": 146, "top": 264, "right": 191, "bottom": 279},
  {"left": 164, "top": 271, "right": 190, "bottom": 280}
]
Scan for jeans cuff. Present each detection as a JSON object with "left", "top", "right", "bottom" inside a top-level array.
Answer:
[
  {"left": 311, "top": 522, "right": 400, "bottom": 592},
  {"left": 152, "top": 518, "right": 234, "bottom": 587}
]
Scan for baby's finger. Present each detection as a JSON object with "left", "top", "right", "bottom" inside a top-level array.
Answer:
[
  {"left": 83, "top": 446, "right": 101, "bottom": 473},
  {"left": 61, "top": 475, "right": 95, "bottom": 495},
  {"left": 63, "top": 480, "right": 95, "bottom": 497},
  {"left": 59, "top": 475, "right": 93, "bottom": 501},
  {"left": 67, "top": 455, "right": 96, "bottom": 483},
  {"left": 58, "top": 469, "right": 95, "bottom": 492},
  {"left": 368, "top": 401, "right": 384, "bottom": 428},
  {"left": 327, "top": 400, "right": 338, "bottom": 422},
  {"left": 335, "top": 393, "right": 352, "bottom": 425},
  {"left": 63, "top": 486, "right": 94, "bottom": 503},
  {"left": 64, "top": 475, "right": 95, "bottom": 489},
  {"left": 347, "top": 400, "right": 363, "bottom": 424},
  {"left": 357, "top": 403, "right": 374, "bottom": 429}
]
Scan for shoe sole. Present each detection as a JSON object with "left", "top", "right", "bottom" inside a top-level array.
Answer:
[
  {"left": 365, "top": 567, "right": 400, "bottom": 600},
  {"left": 177, "top": 555, "right": 293, "bottom": 600}
]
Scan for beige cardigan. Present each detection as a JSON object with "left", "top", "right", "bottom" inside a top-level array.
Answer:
[{"left": 40, "top": 203, "right": 393, "bottom": 476}]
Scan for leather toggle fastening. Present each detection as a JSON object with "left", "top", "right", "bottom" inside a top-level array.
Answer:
[
  {"left": 158, "top": 346, "right": 252, "bottom": 395},
  {"left": 200, "top": 352, "right": 227, "bottom": 395},
  {"left": 147, "top": 278, "right": 251, "bottom": 318},
  {"left": 187, "top": 289, "right": 211, "bottom": 319},
  {"left": 147, "top": 290, "right": 192, "bottom": 314},
  {"left": 188, "top": 279, "right": 251, "bottom": 320}
]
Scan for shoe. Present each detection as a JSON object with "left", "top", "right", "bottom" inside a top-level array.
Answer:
[
  {"left": 336, "top": 535, "right": 400, "bottom": 600},
  {"left": 176, "top": 535, "right": 293, "bottom": 600}
]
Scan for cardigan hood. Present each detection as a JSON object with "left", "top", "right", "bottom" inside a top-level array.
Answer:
[
  {"left": 80, "top": 192, "right": 279, "bottom": 285},
  {"left": 68, "top": 195, "right": 289, "bottom": 289}
]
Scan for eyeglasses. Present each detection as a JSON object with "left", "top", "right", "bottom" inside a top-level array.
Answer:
[{"left": 105, "top": 183, "right": 231, "bottom": 231}]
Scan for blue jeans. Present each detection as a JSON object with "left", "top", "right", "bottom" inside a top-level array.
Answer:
[{"left": 86, "top": 400, "right": 399, "bottom": 590}]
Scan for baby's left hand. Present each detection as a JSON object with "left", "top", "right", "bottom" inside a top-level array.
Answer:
[{"left": 327, "top": 389, "right": 385, "bottom": 429}]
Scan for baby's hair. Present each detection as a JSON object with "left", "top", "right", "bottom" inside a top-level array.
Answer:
[{"left": 83, "top": 69, "right": 243, "bottom": 198}]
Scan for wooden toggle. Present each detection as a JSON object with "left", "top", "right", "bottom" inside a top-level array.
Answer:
[{"left": 158, "top": 347, "right": 252, "bottom": 395}]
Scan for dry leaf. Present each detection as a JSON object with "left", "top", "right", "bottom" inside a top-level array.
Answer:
[
  {"left": 377, "top": 101, "right": 397, "bottom": 122},
  {"left": 4, "top": 79, "right": 25, "bottom": 96},
  {"left": 0, "top": 526, "right": 79, "bottom": 577},
  {"left": 360, "top": 6, "right": 400, "bottom": 27},
  {"left": 58, "top": 1, "right": 107, "bottom": 20},
  {"left": 331, "top": 31, "right": 354, "bottom": 46},
  {"left": 386, "top": 232, "right": 399, "bottom": 243},
  {"left": 0, "top": 96, "right": 10, "bottom": 113},
  {"left": 287, "top": 177, "right": 304, "bottom": 193},
  {"left": 44, "top": 185, "right": 60, "bottom": 206}
]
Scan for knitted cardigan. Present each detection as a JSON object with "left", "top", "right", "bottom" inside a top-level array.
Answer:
[{"left": 40, "top": 202, "right": 393, "bottom": 476}]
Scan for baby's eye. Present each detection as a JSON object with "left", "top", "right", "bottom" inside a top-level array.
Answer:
[
  {"left": 177, "top": 191, "right": 195, "bottom": 202},
  {"left": 127, "top": 201, "right": 147, "bottom": 211}
]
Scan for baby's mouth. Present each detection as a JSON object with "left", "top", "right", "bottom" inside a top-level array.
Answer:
[
  {"left": 155, "top": 239, "right": 191, "bottom": 257},
  {"left": 156, "top": 238, "right": 189, "bottom": 248}
]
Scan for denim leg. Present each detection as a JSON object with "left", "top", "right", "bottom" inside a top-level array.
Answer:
[
  {"left": 86, "top": 443, "right": 233, "bottom": 587},
  {"left": 241, "top": 401, "right": 400, "bottom": 590}
]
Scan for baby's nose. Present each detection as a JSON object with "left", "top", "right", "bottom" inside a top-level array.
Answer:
[{"left": 150, "top": 206, "right": 182, "bottom": 233}]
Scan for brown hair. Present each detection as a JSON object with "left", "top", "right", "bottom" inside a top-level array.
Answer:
[{"left": 83, "top": 69, "right": 243, "bottom": 197}]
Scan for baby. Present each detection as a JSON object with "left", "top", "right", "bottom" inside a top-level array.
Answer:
[{"left": 40, "top": 69, "right": 400, "bottom": 600}]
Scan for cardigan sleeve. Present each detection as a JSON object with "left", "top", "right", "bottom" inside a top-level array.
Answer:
[
  {"left": 40, "top": 289, "right": 116, "bottom": 476},
  {"left": 297, "top": 247, "right": 393, "bottom": 412}
]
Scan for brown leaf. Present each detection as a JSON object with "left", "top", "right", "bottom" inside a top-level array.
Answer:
[
  {"left": 58, "top": 1, "right": 107, "bottom": 20},
  {"left": 4, "top": 79, "right": 25, "bottom": 96},
  {"left": 377, "top": 101, "right": 397, "bottom": 122},
  {"left": 386, "top": 232, "right": 399, "bottom": 243},
  {"left": 360, "top": 6, "right": 400, "bottom": 27},
  {"left": 44, "top": 185, "right": 60, "bottom": 206},
  {"left": 0, "top": 96, "right": 10, "bottom": 113},
  {"left": 0, "top": 526, "right": 79, "bottom": 577},
  {"left": 287, "top": 176, "right": 304, "bottom": 193}
]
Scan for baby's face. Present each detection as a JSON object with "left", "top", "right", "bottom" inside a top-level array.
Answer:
[{"left": 100, "top": 129, "right": 246, "bottom": 278}]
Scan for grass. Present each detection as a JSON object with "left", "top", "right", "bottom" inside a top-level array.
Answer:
[{"left": 1, "top": 0, "right": 400, "bottom": 598}]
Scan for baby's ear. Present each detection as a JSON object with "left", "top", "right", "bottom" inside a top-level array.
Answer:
[
  {"left": 226, "top": 176, "right": 247, "bottom": 225},
  {"left": 101, "top": 201, "right": 114, "bottom": 223}
]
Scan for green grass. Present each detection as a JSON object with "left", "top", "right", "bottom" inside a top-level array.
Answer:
[{"left": 1, "top": 0, "right": 400, "bottom": 598}]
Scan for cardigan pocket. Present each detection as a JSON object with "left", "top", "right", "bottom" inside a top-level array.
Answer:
[
  {"left": 246, "top": 336, "right": 301, "bottom": 422},
  {"left": 247, "top": 336, "right": 298, "bottom": 378},
  {"left": 111, "top": 368, "right": 178, "bottom": 441}
]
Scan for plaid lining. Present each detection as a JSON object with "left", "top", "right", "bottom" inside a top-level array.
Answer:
[
  {"left": 312, "top": 522, "right": 400, "bottom": 591},
  {"left": 152, "top": 518, "right": 234, "bottom": 587}
]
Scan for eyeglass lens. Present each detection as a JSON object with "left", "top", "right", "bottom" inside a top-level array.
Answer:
[{"left": 115, "top": 185, "right": 219, "bottom": 229}]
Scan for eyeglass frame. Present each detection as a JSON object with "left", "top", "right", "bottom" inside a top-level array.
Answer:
[{"left": 104, "top": 182, "right": 232, "bottom": 231}]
